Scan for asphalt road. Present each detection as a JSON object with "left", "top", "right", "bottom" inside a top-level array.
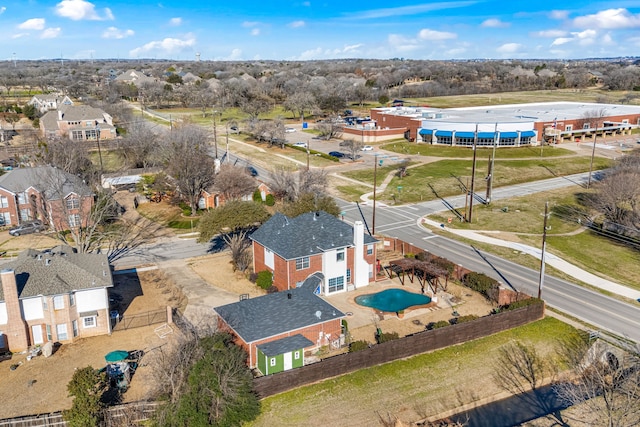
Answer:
[{"left": 336, "top": 172, "right": 640, "bottom": 343}]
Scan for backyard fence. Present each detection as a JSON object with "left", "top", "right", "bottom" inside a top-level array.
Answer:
[
  {"left": 253, "top": 302, "right": 545, "bottom": 398},
  {"left": 112, "top": 308, "right": 167, "bottom": 331}
]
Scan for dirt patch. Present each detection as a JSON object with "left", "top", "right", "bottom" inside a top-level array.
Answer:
[
  {"left": 189, "top": 252, "right": 266, "bottom": 298},
  {"left": 0, "top": 269, "right": 182, "bottom": 420}
]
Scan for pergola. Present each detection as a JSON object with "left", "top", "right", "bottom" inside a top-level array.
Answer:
[{"left": 385, "top": 258, "right": 450, "bottom": 294}]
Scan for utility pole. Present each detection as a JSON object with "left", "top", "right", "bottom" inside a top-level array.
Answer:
[
  {"left": 538, "top": 201, "right": 550, "bottom": 299},
  {"left": 212, "top": 110, "right": 218, "bottom": 159},
  {"left": 372, "top": 154, "right": 380, "bottom": 235},
  {"left": 225, "top": 122, "right": 229, "bottom": 163},
  {"left": 587, "top": 124, "right": 598, "bottom": 188},
  {"left": 486, "top": 123, "right": 498, "bottom": 204},
  {"left": 468, "top": 124, "right": 478, "bottom": 223},
  {"left": 96, "top": 125, "right": 104, "bottom": 176}
]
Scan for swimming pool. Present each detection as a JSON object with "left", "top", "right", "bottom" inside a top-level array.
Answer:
[{"left": 355, "top": 289, "right": 431, "bottom": 313}]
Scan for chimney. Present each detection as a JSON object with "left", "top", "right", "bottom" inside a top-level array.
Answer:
[
  {"left": 353, "top": 221, "right": 366, "bottom": 288},
  {"left": 0, "top": 269, "right": 30, "bottom": 351},
  {"left": 58, "top": 110, "right": 63, "bottom": 120}
]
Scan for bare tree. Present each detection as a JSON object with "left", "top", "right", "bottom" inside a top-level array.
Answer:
[
  {"left": 164, "top": 125, "right": 216, "bottom": 215},
  {"left": 316, "top": 116, "right": 344, "bottom": 140},
  {"left": 269, "top": 167, "right": 328, "bottom": 202},
  {"left": 554, "top": 338, "right": 640, "bottom": 427},
  {"left": 340, "top": 138, "right": 364, "bottom": 162},
  {"left": 222, "top": 231, "right": 252, "bottom": 272},
  {"left": 118, "top": 121, "right": 165, "bottom": 169},
  {"left": 214, "top": 164, "right": 257, "bottom": 201},
  {"left": 36, "top": 136, "right": 97, "bottom": 184}
]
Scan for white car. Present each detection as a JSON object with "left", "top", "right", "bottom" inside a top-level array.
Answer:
[
  {"left": 285, "top": 127, "right": 296, "bottom": 133},
  {"left": 361, "top": 145, "right": 374, "bottom": 151},
  {"left": 292, "top": 142, "right": 307, "bottom": 147}
]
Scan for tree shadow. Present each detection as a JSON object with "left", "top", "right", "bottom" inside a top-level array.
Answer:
[{"left": 110, "top": 272, "right": 143, "bottom": 316}]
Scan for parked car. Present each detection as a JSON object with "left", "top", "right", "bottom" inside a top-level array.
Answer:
[
  {"left": 9, "top": 221, "right": 46, "bottom": 236},
  {"left": 246, "top": 166, "right": 259, "bottom": 177},
  {"left": 229, "top": 126, "right": 239, "bottom": 134},
  {"left": 328, "top": 151, "right": 344, "bottom": 158},
  {"left": 292, "top": 142, "right": 307, "bottom": 148},
  {"left": 361, "top": 145, "right": 374, "bottom": 151},
  {"left": 285, "top": 127, "right": 296, "bottom": 133}
]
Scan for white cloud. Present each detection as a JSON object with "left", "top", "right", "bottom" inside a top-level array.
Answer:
[
  {"left": 296, "top": 43, "right": 364, "bottom": 60},
  {"left": 0, "top": 7, "right": 6, "bottom": 14},
  {"left": 549, "top": 10, "right": 569, "bottom": 20},
  {"left": 18, "top": 18, "right": 45, "bottom": 30},
  {"left": 169, "top": 17, "right": 182, "bottom": 26},
  {"left": 55, "top": 0, "right": 114, "bottom": 21},
  {"left": 102, "top": 27, "right": 135, "bottom": 39},
  {"left": 551, "top": 29, "right": 598, "bottom": 47},
  {"left": 288, "top": 20, "right": 305, "bottom": 28},
  {"left": 227, "top": 48, "right": 243, "bottom": 60},
  {"left": 350, "top": 2, "right": 477, "bottom": 20},
  {"left": 496, "top": 43, "right": 522, "bottom": 54},
  {"left": 551, "top": 37, "right": 572, "bottom": 46},
  {"left": 481, "top": 18, "right": 509, "bottom": 28},
  {"left": 41, "top": 27, "right": 61, "bottom": 39},
  {"left": 12, "top": 33, "right": 29, "bottom": 39},
  {"left": 573, "top": 8, "right": 640, "bottom": 30},
  {"left": 250, "top": 28, "right": 260, "bottom": 36},
  {"left": 129, "top": 34, "right": 196, "bottom": 57},
  {"left": 533, "top": 29, "right": 567, "bottom": 38},
  {"left": 418, "top": 28, "right": 457, "bottom": 41}
]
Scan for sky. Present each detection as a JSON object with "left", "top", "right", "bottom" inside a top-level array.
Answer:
[{"left": 1, "top": 1, "right": 640, "bottom": 61}]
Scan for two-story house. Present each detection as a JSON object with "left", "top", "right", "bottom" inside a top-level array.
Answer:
[
  {"left": 0, "top": 166, "right": 94, "bottom": 230},
  {"left": 27, "top": 94, "right": 74, "bottom": 114},
  {"left": 250, "top": 211, "right": 378, "bottom": 295},
  {"left": 0, "top": 246, "right": 113, "bottom": 352},
  {"left": 40, "top": 105, "right": 117, "bottom": 141}
]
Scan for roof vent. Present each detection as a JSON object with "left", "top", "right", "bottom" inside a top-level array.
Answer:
[
  {"left": 103, "top": 270, "right": 107, "bottom": 277},
  {"left": 45, "top": 258, "right": 51, "bottom": 266},
  {"left": 287, "top": 292, "right": 292, "bottom": 300},
  {"left": 37, "top": 254, "right": 42, "bottom": 260},
  {"left": 315, "top": 310, "right": 322, "bottom": 319}
]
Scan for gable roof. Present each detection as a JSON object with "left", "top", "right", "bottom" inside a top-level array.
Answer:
[
  {"left": 0, "top": 166, "right": 93, "bottom": 200},
  {"left": 0, "top": 246, "right": 113, "bottom": 300},
  {"left": 257, "top": 334, "right": 314, "bottom": 356},
  {"left": 57, "top": 105, "right": 109, "bottom": 122},
  {"left": 250, "top": 211, "right": 377, "bottom": 260},
  {"left": 214, "top": 276, "right": 344, "bottom": 344}
]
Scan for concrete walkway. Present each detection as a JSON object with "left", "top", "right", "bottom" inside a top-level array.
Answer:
[{"left": 420, "top": 217, "right": 640, "bottom": 301}]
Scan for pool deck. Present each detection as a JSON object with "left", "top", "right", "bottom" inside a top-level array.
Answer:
[{"left": 323, "top": 276, "right": 479, "bottom": 342}]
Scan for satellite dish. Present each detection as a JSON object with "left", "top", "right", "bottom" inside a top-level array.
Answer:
[{"left": 315, "top": 310, "right": 322, "bottom": 319}]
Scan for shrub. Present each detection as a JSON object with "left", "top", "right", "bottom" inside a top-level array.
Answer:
[
  {"left": 502, "top": 297, "right": 542, "bottom": 311},
  {"left": 253, "top": 189, "right": 262, "bottom": 203},
  {"left": 463, "top": 272, "right": 498, "bottom": 296},
  {"left": 377, "top": 331, "right": 399, "bottom": 344},
  {"left": 265, "top": 194, "right": 275, "bottom": 206},
  {"left": 177, "top": 201, "right": 192, "bottom": 216},
  {"left": 266, "top": 285, "right": 279, "bottom": 294},
  {"left": 426, "top": 320, "right": 450, "bottom": 330},
  {"left": 255, "top": 271, "right": 273, "bottom": 290},
  {"left": 248, "top": 272, "right": 258, "bottom": 283},
  {"left": 456, "top": 314, "right": 479, "bottom": 324},
  {"left": 349, "top": 340, "right": 369, "bottom": 352}
]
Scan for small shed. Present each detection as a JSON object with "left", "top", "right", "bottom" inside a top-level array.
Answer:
[{"left": 257, "top": 334, "right": 313, "bottom": 375}]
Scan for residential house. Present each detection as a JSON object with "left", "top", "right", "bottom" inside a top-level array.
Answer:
[
  {"left": 40, "top": 105, "right": 117, "bottom": 141},
  {"left": 0, "top": 166, "right": 94, "bottom": 230},
  {"left": 114, "top": 69, "right": 156, "bottom": 85},
  {"left": 198, "top": 182, "right": 269, "bottom": 210},
  {"left": 0, "top": 246, "right": 113, "bottom": 352},
  {"left": 27, "top": 94, "right": 74, "bottom": 114},
  {"left": 214, "top": 272, "right": 344, "bottom": 374},
  {"left": 250, "top": 211, "right": 378, "bottom": 294}
]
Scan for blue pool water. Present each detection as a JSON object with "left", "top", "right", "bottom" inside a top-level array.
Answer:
[{"left": 355, "top": 289, "right": 431, "bottom": 312}]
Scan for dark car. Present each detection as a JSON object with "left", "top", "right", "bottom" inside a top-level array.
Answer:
[
  {"left": 328, "top": 151, "right": 344, "bottom": 158},
  {"left": 246, "top": 166, "right": 258, "bottom": 177},
  {"left": 9, "top": 220, "right": 46, "bottom": 236}
]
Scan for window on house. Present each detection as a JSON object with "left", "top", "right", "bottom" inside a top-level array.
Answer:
[
  {"left": 72, "top": 320, "right": 78, "bottom": 337},
  {"left": 68, "top": 214, "right": 81, "bottom": 228},
  {"left": 17, "top": 192, "right": 27, "bottom": 205},
  {"left": 270, "top": 357, "right": 276, "bottom": 367},
  {"left": 53, "top": 295, "right": 64, "bottom": 310},
  {"left": 328, "top": 276, "right": 345, "bottom": 293},
  {"left": 1, "top": 212, "right": 10, "bottom": 226},
  {"left": 294, "top": 351, "right": 300, "bottom": 360},
  {"left": 336, "top": 250, "right": 345, "bottom": 262},
  {"left": 0, "top": 196, "right": 8, "bottom": 208},
  {"left": 295, "top": 257, "right": 309, "bottom": 270},
  {"left": 565, "top": 125, "right": 572, "bottom": 132},
  {"left": 46, "top": 324, "right": 52, "bottom": 341},
  {"left": 69, "top": 293, "right": 75, "bottom": 306},
  {"left": 346, "top": 269, "right": 351, "bottom": 284},
  {"left": 71, "top": 130, "right": 83, "bottom": 140},
  {"left": 19, "top": 208, "right": 31, "bottom": 221},
  {"left": 83, "top": 316, "right": 96, "bottom": 328},
  {"left": 66, "top": 198, "right": 80, "bottom": 210},
  {"left": 85, "top": 129, "right": 97, "bottom": 140},
  {"left": 367, "top": 245, "right": 374, "bottom": 255},
  {"left": 583, "top": 123, "right": 590, "bottom": 129},
  {"left": 56, "top": 323, "right": 68, "bottom": 341}
]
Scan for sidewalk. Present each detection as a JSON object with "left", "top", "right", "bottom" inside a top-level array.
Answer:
[{"left": 420, "top": 217, "right": 640, "bottom": 301}]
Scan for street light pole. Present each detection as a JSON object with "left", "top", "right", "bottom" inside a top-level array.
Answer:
[
  {"left": 487, "top": 123, "right": 498, "bottom": 204},
  {"left": 212, "top": 110, "right": 218, "bottom": 159},
  {"left": 538, "top": 201, "right": 549, "bottom": 299},
  {"left": 468, "top": 124, "right": 478, "bottom": 223},
  {"left": 587, "top": 125, "right": 598, "bottom": 188},
  {"left": 225, "top": 122, "right": 229, "bottom": 163},
  {"left": 372, "top": 154, "right": 379, "bottom": 235}
]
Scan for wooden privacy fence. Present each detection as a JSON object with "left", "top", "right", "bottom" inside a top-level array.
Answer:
[
  {"left": 253, "top": 302, "right": 545, "bottom": 398},
  {"left": 113, "top": 309, "right": 167, "bottom": 331}
]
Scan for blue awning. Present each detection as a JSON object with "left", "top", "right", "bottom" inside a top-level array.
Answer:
[
  {"left": 477, "top": 132, "right": 496, "bottom": 139},
  {"left": 500, "top": 132, "right": 518, "bottom": 138},
  {"left": 419, "top": 129, "right": 433, "bottom": 135},
  {"left": 435, "top": 130, "right": 452, "bottom": 137},
  {"left": 454, "top": 131, "right": 475, "bottom": 138},
  {"left": 520, "top": 130, "right": 536, "bottom": 137}
]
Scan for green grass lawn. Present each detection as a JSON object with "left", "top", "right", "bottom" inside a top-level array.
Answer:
[
  {"left": 381, "top": 142, "right": 576, "bottom": 158},
  {"left": 250, "top": 317, "right": 576, "bottom": 427}
]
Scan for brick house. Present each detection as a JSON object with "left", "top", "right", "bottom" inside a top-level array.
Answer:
[
  {"left": 214, "top": 273, "right": 344, "bottom": 374},
  {"left": 40, "top": 105, "right": 117, "bottom": 141},
  {"left": 0, "top": 246, "right": 113, "bottom": 352},
  {"left": 0, "top": 166, "right": 94, "bottom": 230},
  {"left": 250, "top": 211, "right": 378, "bottom": 294},
  {"left": 198, "top": 182, "right": 270, "bottom": 210}
]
